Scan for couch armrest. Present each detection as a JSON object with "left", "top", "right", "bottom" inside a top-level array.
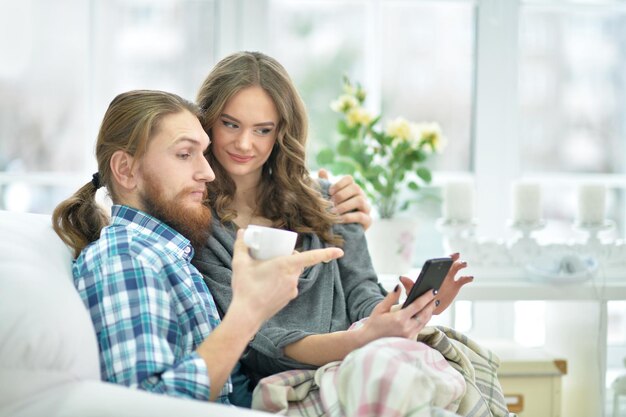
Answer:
[{"left": 3, "top": 378, "right": 272, "bottom": 417}]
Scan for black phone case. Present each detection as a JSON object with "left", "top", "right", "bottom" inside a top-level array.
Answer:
[{"left": 401, "top": 257, "right": 453, "bottom": 308}]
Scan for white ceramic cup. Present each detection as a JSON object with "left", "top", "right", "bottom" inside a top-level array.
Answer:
[{"left": 243, "top": 225, "right": 298, "bottom": 260}]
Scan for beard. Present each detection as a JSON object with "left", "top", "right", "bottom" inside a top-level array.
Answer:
[{"left": 139, "top": 175, "right": 212, "bottom": 252}]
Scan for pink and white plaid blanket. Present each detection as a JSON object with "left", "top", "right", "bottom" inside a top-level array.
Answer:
[{"left": 251, "top": 326, "right": 511, "bottom": 417}]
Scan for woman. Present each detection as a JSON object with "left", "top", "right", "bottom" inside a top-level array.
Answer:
[{"left": 193, "top": 51, "right": 472, "bottom": 384}]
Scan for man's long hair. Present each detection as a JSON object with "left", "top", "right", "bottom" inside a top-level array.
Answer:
[{"left": 52, "top": 90, "right": 200, "bottom": 257}]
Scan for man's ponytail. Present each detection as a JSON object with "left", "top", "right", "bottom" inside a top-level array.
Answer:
[{"left": 52, "top": 180, "right": 109, "bottom": 258}]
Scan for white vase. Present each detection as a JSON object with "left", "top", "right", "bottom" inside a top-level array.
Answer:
[{"left": 365, "top": 217, "right": 419, "bottom": 276}]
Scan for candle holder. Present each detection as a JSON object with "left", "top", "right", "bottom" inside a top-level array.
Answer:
[
  {"left": 508, "top": 219, "right": 546, "bottom": 241},
  {"left": 507, "top": 219, "right": 546, "bottom": 264},
  {"left": 573, "top": 219, "right": 614, "bottom": 246},
  {"left": 436, "top": 218, "right": 477, "bottom": 255}
]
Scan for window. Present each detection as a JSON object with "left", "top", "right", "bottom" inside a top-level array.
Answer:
[
  {"left": 0, "top": 0, "right": 217, "bottom": 213},
  {"left": 519, "top": 2, "right": 626, "bottom": 240},
  {"left": 520, "top": 5, "right": 626, "bottom": 175},
  {"left": 265, "top": 0, "right": 475, "bottom": 173},
  {"left": 267, "top": 0, "right": 369, "bottom": 156},
  {"left": 380, "top": 1, "right": 474, "bottom": 172},
  {"left": 90, "top": 0, "right": 217, "bottom": 116}
]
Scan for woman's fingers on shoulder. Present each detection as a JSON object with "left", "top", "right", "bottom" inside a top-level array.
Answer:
[
  {"left": 339, "top": 211, "right": 372, "bottom": 230},
  {"left": 335, "top": 195, "right": 370, "bottom": 216},
  {"left": 330, "top": 183, "right": 360, "bottom": 207},
  {"left": 329, "top": 174, "right": 354, "bottom": 194}
]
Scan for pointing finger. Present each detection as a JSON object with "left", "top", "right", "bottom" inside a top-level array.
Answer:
[{"left": 288, "top": 247, "right": 344, "bottom": 269}]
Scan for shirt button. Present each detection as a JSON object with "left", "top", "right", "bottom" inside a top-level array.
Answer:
[{"left": 184, "top": 246, "right": 192, "bottom": 254}]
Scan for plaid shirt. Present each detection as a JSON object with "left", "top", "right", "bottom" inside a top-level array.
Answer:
[{"left": 73, "top": 205, "right": 232, "bottom": 403}]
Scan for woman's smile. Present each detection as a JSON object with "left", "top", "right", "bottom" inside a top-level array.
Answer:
[{"left": 227, "top": 152, "right": 255, "bottom": 164}]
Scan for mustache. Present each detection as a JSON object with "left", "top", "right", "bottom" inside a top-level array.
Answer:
[{"left": 179, "top": 186, "right": 209, "bottom": 201}]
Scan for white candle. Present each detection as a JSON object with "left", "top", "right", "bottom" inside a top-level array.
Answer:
[
  {"left": 577, "top": 184, "right": 606, "bottom": 225},
  {"left": 511, "top": 181, "right": 542, "bottom": 224},
  {"left": 442, "top": 180, "right": 475, "bottom": 223}
]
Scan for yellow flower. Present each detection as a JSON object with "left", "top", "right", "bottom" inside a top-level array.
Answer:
[
  {"left": 320, "top": 77, "right": 445, "bottom": 218},
  {"left": 330, "top": 94, "right": 359, "bottom": 113},
  {"left": 346, "top": 107, "right": 373, "bottom": 127},
  {"left": 412, "top": 122, "right": 446, "bottom": 153},
  {"left": 385, "top": 117, "right": 412, "bottom": 141}
]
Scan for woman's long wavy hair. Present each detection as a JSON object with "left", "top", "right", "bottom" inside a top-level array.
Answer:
[
  {"left": 196, "top": 51, "right": 342, "bottom": 245},
  {"left": 52, "top": 90, "right": 200, "bottom": 257}
]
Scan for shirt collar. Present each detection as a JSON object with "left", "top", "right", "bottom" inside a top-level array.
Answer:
[{"left": 110, "top": 205, "right": 195, "bottom": 260}]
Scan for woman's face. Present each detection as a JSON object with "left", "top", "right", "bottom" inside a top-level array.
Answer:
[{"left": 210, "top": 85, "right": 279, "bottom": 185}]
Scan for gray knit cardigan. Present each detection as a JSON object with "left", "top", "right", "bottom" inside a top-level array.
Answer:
[{"left": 193, "top": 182, "right": 385, "bottom": 378}]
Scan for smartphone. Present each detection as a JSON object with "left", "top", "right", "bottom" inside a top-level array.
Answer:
[{"left": 401, "top": 257, "right": 453, "bottom": 309}]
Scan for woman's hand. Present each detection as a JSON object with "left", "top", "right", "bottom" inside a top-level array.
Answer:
[
  {"left": 399, "top": 253, "right": 473, "bottom": 315},
  {"left": 355, "top": 283, "right": 437, "bottom": 343}
]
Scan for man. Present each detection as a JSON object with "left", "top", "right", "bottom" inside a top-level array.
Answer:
[{"left": 52, "top": 90, "right": 370, "bottom": 404}]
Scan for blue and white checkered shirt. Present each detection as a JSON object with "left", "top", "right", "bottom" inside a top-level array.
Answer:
[{"left": 73, "top": 205, "right": 232, "bottom": 403}]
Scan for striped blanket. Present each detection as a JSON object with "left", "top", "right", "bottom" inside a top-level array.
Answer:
[{"left": 251, "top": 326, "right": 512, "bottom": 417}]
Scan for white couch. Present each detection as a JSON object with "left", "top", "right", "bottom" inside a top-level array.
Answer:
[{"left": 0, "top": 210, "right": 269, "bottom": 417}]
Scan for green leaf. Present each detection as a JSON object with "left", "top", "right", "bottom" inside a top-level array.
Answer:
[
  {"left": 337, "top": 138, "right": 352, "bottom": 155},
  {"left": 362, "top": 153, "right": 374, "bottom": 167},
  {"left": 367, "top": 115, "right": 381, "bottom": 129},
  {"left": 416, "top": 167, "right": 432, "bottom": 183},
  {"left": 379, "top": 134, "right": 393, "bottom": 147},
  {"left": 407, "top": 181, "right": 419, "bottom": 191},
  {"left": 337, "top": 120, "right": 350, "bottom": 135},
  {"left": 368, "top": 176, "right": 384, "bottom": 192},
  {"left": 370, "top": 130, "right": 386, "bottom": 142},
  {"left": 342, "top": 74, "right": 351, "bottom": 89},
  {"left": 414, "top": 149, "right": 427, "bottom": 162},
  {"left": 351, "top": 148, "right": 371, "bottom": 168},
  {"left": 316, "top": 148, "right": 335, "bottom": 165},
  {"left": 332, "top": 160, "right": 357, "bottom": 176},
  {"left": 364, "top": 166, "right": 384, "bottom": 181}
]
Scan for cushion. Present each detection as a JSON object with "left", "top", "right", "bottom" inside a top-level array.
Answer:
[{"left": 0, "top": 210, "right": 100, "bottom": 382}]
